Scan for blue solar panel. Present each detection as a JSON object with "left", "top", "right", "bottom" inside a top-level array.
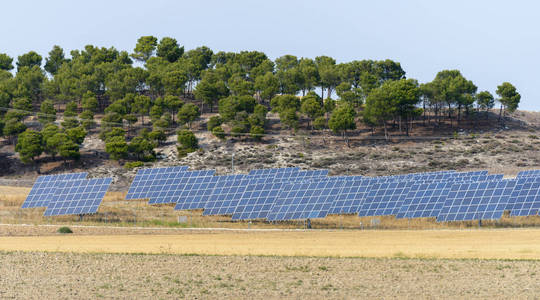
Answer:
[
  {"left": 44, "top": 178, "right": 112, "bottom": 216},
  {"left": 358, "top": 181, "right": 414, "bottom": 217},
  {"left": 125, "top": 166, "right": 189, "bottom": 200},
  {"left": 509, "top": 177, "right": 540, "bottom": 216},
  {"left": 232, "top": 181, "right": 286, "bottom": 220},
  {"left": 174, "top": 174, "right": 246, "bottom": 210},
  {"left": 22, "top": 173, "right": 88, "bottom": 208},
  {"left": 328, "top": 177, "right": 373, "bottom": 215},
  {"left": 147, "top": 170, "right": 215, "bottom": 204},
  {"left": 516, "top": 170, "right": 540, "bottom": 178},
  {"left": 267, "top": 179, "right": 346, "bottom": 221},
  {"left": 203, "top": 178, "right": 264, "bottom": 216},
  {"left": 437, "top": 180, "right": 517, "bottom": 222},
  {"left": 396, "top": 181, "right": 456, "bottom": 219}
]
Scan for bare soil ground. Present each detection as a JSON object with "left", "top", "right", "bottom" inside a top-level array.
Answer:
[{"left": 1, "top": 252, "right": 539, "bottom": 299}]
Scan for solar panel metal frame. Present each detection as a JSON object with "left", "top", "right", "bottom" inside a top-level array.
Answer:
[
  {"left": 44, "top": 177, "right": 112, "bottom": 216},
  {"left": 22, "top": 172, "right": 88, "bottom": 208}
]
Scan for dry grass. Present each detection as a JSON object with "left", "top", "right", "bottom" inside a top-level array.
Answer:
[
  {"left": 2, "top": 252, "right": 539, "bottom": 299},
  {"left": 1, "top": 229, "right": 540, "bottom": 260}
]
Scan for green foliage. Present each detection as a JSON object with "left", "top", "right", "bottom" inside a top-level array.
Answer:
[
  {"left": 476, "top": 91, "right": 495, "bottom": 112},
  {"left": 0, "top": 53, "right": 14, "bottom": 71},
  {"left": 131, "top": 36, "right": 157, "bottom": 62},
  {"left": 148, "top": 129, "right": 167, "bottom": 145},
  {"left": 3, "top": 119, "right": 26, "bottom": 138},
  {"left": 15, "top": 129, "right": 43, "bottom": 163},
  {"left": 301, "top": 93, "right": 323, "bottom": 128},
  {"left": 17, "top": 51, "right": 42, "bottom": 70},
  {"left": 64, "top": 101, "right": 78, "bottom": 117},
  {"left": 149, "top": 105, "right": 163, "bottom": 122},
  {"left": 313, "top": 116, "right": 328, "bottom": 130},
  {"left": 157, "top": 37, "right": 184, "bottom": 63},
  {"left": 211, "top": 126, "right": 225, "bottom": 140},
  {"left": 496, "top": 82, "right": 521, "bottom": 113},
  {"left": 44, "top": 45, "right": 67, "bottom": 75},
  {"left": 177, "top": 130, "right": 198, "bottom": 157},
  {"left": 207, "top": 115, "right": 222, "bottom": 131},
  {"left": 218, "top": 95, "right": 256, "bottom": 122},
  {"left": 254, "top": 72, "right": 279, "bottom": 101},
  {"left": 57, "top": 138, "right": 80, "bottom": 161},
  {"left": 38, "top": 100, "right": 56, "bottom": 124},
  {"left": 124, "top": 161, "right": 145, "bottom": 169},
  {"left": 81, "top": 91, "right": 99, "bottom": 112},
  {"left": 270, "top": 94, "right": 301, "bottom": 113},
  {"left": 279, "top": 108, "right": 299, "bottom": 130},
  {"left": 128, "top": 135, "right": 156, "bottom": 161},
  {"left": 177, "top": 103, "right": 200, "bottom": 128},
  {"left": 100, "top": 127, "right": 126, "bottom": 142},
  {"left": 105, "top": 135, "right": 128, "bottom": 160},
  {"left": 163, "top": 95, "right": 184, "bottom": 119},
  {"left": 250, "top": 125, "right": 264, "bottom": 141},
  {"left": 66, "top": 127, "right": 87, "bottom": 145},
  {"left": 57, "top": 226, "right": 73, "bottom": 234},
  {"left": 194, "top": 71, "right": 229, "bottom": 111},
  {"left": 329, "top": 103, "right": 356, "bottom": 135}
]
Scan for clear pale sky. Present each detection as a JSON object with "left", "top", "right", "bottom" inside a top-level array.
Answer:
[{"left": 2, "top": 0, "right": 539, "bottom": 110}]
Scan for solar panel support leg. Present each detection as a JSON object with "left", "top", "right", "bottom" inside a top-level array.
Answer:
[
  {"left": 478, "top": 219, "right": 482, "bottom": 228},
  {"left": 307, "top": 218, "right": 312, "bottom": 229}
]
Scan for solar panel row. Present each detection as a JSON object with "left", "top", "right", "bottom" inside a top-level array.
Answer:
[{"left": 22, "top": 167, "right": 540, "bottom": 222}]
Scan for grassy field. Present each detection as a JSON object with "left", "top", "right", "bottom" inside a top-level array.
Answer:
[{"left": 1, "top": 228, "right": 540, "bottom": 260}]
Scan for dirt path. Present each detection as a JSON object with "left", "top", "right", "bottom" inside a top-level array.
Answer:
[{"left": 1, "top": 228, "right": 540, "bottom": 259}]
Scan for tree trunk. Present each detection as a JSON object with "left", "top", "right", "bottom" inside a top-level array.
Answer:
[
  {"left": 383, "top": 121, "right": 388, "bottom": 140},
  {"left": 320, "top": 86, "right": 324, "bottom": 99},
  {"left": 498, "top": 104, "right": 503, "bottom": 123}
]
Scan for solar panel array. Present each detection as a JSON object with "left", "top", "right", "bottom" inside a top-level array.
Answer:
[
  {"left": 44, "top": 178, "right": 112, "bottom": 216},
  {"left": 22, "top": 167, "right": 540, "bottom": 222},
  {"left": 21, "top": 173, "right": 112, "bottom": 217},
  {"left": 22, "top": 173, "right": 88, "bottom": 208}
]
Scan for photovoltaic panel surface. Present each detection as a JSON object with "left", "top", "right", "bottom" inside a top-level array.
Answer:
[
  {"left": 509, "top": 178, "right": 540, "bottom": 216},
  {"left": 232, "top": 181, "right": 286, "bottom": 220},
  {"left": 203, "top": 178, "right": 265, "bottom": 216},
  {"left": 267, "top": 179, "right": 346, "bottom": 221},
  {"left": 125, "top": 166, "right": 189, "bottom": 200},
  {"left": 396, "top": 181, "right": 456, "bottom": 219},
  {"left": 22, "top": 173, "right": 88, "bottom": 208},
  {"left": 174, "top": 174, "right": 246, "bottom": 210},
  {"left": 358, "top": 181, "right": 415, "bottom": 217},
  {"left": 147, "top": 170, "right": 215, "bottom": 204},
  {"left": 328, "top": 177, "right": 374, "bottom": 215},
  {"left": 44, "top": 178, "right": 112, "bottom": 216},
  {"left": 437, "top": 180, "right": 517, "bottom": 222},
  {"left": 516, "top": 170, "right": 540, "bottom": 178}
]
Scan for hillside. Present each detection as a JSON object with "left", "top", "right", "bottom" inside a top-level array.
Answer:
[{"left": 1, "top": 109, "right": 539, "bottom": 190}]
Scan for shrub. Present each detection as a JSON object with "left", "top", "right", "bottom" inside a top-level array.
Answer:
[
  {"left": 212, "top": 126, "right": 225, "bottom": 140},
  {"left": 57, "top": 226, "right": 73, "bottom": 234},
  {"left": 124, "top": 161, "right": 144, "bottom": 169}
]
